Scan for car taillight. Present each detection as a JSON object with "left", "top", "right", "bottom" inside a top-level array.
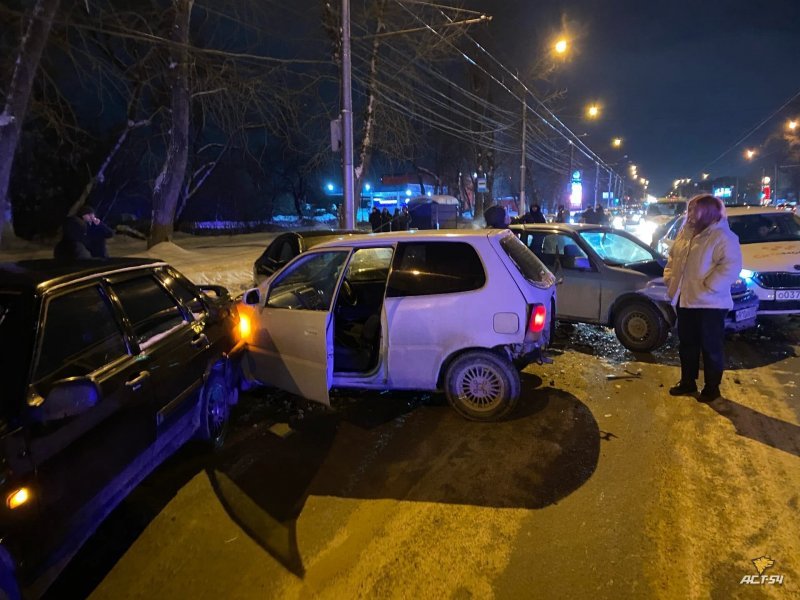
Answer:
[
  {"left": 238, "top": 314, "right": 251, "bottom": 340},
  {"left": 528, "top": 304, "right": 546, "bottom": 333}
]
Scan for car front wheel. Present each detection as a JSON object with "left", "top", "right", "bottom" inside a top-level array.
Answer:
[
  {"left": 613, "top": 301, "right": 669, "bottom": 352},
  {"left": 198, "top": 366, "right": 236, "bottom": 449},
  {"left": 444, "top": 350, "right": 521, "bottom": 421}
]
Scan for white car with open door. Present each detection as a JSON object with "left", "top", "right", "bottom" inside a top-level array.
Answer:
[{"left": 237, "top": 230, "right": 557, "bottom": 421}]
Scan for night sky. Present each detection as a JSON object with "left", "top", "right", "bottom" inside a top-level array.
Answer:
[{"left": 476, "top": 0, "right": 800, "bottom": 194}]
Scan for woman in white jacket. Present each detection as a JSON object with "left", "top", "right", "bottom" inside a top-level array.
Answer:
[{"left": 663, "top": 195, "right": 742, "bottom": 401}]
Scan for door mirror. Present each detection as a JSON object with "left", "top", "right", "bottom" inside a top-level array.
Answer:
[
  {"left": 243, "top": 287, "right": 262, "bottom": 306},
  {"left": 32, "top": 378, "right": 100, "bottom": 422},
  {"left": 573, "top": 257, "right": 592, "bottom": 270},
  {"left": 198, "top": 284, "right": 230, "bottom": 299}
]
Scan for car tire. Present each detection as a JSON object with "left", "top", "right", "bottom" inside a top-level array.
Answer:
[
  {"left": 198, "top": 365, "right": 236, "bottom": 449},
  {"left": 444, "top": 350, "right": 520, "bottom": 421},
  {"left": 614, "top": 301, "right": 669, "bottom": 352}
]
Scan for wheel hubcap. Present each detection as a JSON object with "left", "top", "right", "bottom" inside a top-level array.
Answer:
[
  {"left": 458, "top": 365, "right": 504, "bottom": 411},
  {"left": 626, "top": 314, "right": 650, "bottom": 339},
  {"left": 207, "top": 384, "right": 228, "bottom": 439}
]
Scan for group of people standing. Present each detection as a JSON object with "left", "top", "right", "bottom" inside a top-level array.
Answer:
[
  {"left": 369, "top": 205, "right": 410, "bottom": 232},
  {"left": 53, "top": 204, "right": 113, "bottom": 260}
]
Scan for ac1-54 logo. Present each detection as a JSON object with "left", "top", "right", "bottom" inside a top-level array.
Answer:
[{"left": 740, "top": 556, "right": 784, "bottom": 586}]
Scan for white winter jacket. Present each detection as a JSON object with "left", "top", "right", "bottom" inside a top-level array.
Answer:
[{"left": 664, "top": 219, "right": 742, "bottom": 310}]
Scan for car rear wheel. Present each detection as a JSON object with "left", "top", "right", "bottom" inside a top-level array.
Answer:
[
  {"left": 198, "top": 366, "right": 236, "bottom": 449},
  {"left": 444, "top": 350, "right": 520, "bottom": 421},
  {"left": 613, "top": 301, "right": 669, "bottom": 352}
]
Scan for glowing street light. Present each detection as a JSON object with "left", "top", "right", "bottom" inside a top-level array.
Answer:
[
  {"left": 612, "top": 138, "right": 622, "bottom": 148},
  {"left": 702, "top": 173, "right": 710, "bottom": 180},
  {"left": 789, "top": 120, "right": 798, "bottom": 131},
  {"left": 586, "top": 104, "right": 600, "bottom": 119},
  {"left": 745, "top": 149, "right": 756, "bottom": 160},
  {"left": 554, "top": 38, "right": 568, "bottom": 54}
]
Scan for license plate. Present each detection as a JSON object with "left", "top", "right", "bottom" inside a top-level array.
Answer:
[
  {"left": 735, "top": 306, "right": 758, "bottom": 322},
  {"left": 775, "top": 289, "right": 800, "bottom": 301}
]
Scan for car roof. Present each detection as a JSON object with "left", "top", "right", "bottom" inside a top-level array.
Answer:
[
  {"left": 311, "top": 228, "right": 506, "bottom": 249},
  {"left": 0, "top": 258, "right": 167, "bottom": 294},
  {"left": 509, "top": 222, "right": 611, "bottom": 234},
  {"left": 725, "top": 205, "right": 791, "bottom": 217},
  {"left": 290, "top": 228, "right": 365, "bottom": 239}
]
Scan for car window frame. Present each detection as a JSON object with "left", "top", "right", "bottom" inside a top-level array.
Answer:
[
  {"left": 386, "top": 240, "right": 487, "bottom": 298},
  {"left": 31, "top": 281, "right": 132, "bottom": 385}
]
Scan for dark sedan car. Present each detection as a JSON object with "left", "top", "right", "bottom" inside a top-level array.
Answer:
[
  {"left": 253, "top": 229, "right": 366, "bottom": 283},
  {"left": 0, "top": 258, "right": 240, "bottom": 598}
]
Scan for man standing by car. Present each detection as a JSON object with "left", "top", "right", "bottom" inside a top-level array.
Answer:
[
  {"left": 664, "top": 195, "right": 742, "bottom": 401},
  {"left": 85, "top": 208, "right": 114, "bottom": 258},
  {"left": 54, "top": 205, "right": 93, "bottom": 259}
]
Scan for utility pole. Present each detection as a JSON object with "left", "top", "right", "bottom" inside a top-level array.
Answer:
[
  {"left": 341, "top": 0, "right": 355, "bottom": 228},
  {"left": 566, "top": 142, "right": 574, "bottom": 208},
  {"left": 593, "top": 162, "right": 599, "bottom": 208},
  {"left": 519, "top": 97, "right": 527, "bottom": 217}
]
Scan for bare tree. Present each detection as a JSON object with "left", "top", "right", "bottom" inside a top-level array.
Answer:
[{"left": 0, "top": 0, "right": 61, "bottom": 247}]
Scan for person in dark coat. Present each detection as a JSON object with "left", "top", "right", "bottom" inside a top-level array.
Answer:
[
  {"left": 397, "top": 205, "right": 410, "bottom": 230},
  {"left": 369, "top": 206, "right": 382, "bottom": 232},
  {"left": 53, "top": 205, "right": 93, "bottom": 260},
  {"left": 483, "top": 204, "right": 508, "bottom": 228},
  {"left": 85, "top": 210, "right": 114, "bottom": 258},
  {"left": 555, "top": 205, "right": 567, "bottom": 223},
  {"left": 522, "top": 204, "right": 547, "bottom": 223},
  {"left": 581, "top": 206, "right": 597, "bottom": 224},
  {"left": 391, "top": 208, "right": 401, "bottom": 232},
  {"left": 595, "top": 205, "right": 610, "bottom": 226},
  {"left": 380, "top": 208, "right": 391, "bottom": 232}
]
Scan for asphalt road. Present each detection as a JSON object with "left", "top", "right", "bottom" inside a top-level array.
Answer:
[{"left": 47, "top": 317, "right": 800, "bottom": 599}]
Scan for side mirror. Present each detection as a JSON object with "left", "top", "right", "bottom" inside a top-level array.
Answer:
[
  {"left": 198, "top": 284, "right": 230, "bottom": 299},
  {"left": 573, "top": 257, "right": 592, "bottom": 270},
  {"left": 243, "top": 287, "right": 262, "bottom": 306},
  {"left": 31, "top": 378, "right": 100, "bottom": 422}
]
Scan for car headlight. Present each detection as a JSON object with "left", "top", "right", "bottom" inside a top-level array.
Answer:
[
  {"left": 739, "top": 268, "right": 754, "bottom": 280},
  {"left": 612, "top": 216, "right": 624, "bottom": 229}
]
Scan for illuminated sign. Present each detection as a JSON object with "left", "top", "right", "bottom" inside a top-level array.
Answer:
[
  {"left": 570, "top": 182, "right": 583, "bottom": 209},
  {"left": 713, "top": 187, "right": 732, "bottom": 199}
]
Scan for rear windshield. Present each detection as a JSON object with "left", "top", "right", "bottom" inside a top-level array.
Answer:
[{"left": 498, "top": 235, "right": 554, "bottom": 288}]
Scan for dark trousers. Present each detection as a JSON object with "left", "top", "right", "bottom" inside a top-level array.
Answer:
[{"left": 676, "top": 306, "right": 727, "bottom": 388}]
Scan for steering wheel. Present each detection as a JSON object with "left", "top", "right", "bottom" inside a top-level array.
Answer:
[{"left": 339, "top": 279, "right": 358, "bottom": 307}]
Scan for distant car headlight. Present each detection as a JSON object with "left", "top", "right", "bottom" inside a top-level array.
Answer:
[
  {"left": 739, "top": 268, "right": 754, "bottom": 280},
  {"left": 612, "top": 216, "right": 624, "bottom": 229}
]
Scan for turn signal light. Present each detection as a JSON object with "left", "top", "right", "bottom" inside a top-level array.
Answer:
[
  {"left": 528, "top": 304, "right": 547, "bottom": 333},
  {"left": 6, "top": 487, "right": 30, "bottom": 510},
  {"left": 238, "top": 314, "right": 251, "bottom": 340}
]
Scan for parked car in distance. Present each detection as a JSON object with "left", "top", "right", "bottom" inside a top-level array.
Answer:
[
  {"left": 657, "top": 205, "right": 800, "bottom": 315},
  {"left": 510, "top": 223, "right": 759, "bottom": 352},
  {"left": 239, "top": 230, "right": 557, "bottom": 421},
  {"left": 253, "top": 229, "right": 366, "bottom": 284},
  {"left": 637, "top": 200, "right": 687, "bottom": 246},
  {"left": 0, "top": 258, "right": 240, "bottom": 599}
]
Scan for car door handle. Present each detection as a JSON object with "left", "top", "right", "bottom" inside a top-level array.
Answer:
[
  {"left": 191, "top": 333, "right": 209, "bottom": 348},
  {"left": 125, "top": 371, "right": 150, "bottom": 389}
]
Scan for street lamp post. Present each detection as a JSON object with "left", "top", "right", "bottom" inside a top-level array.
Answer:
[
  {"left": 341, "top": 0, "right": 355, "bottom": 229},
  {"left": 519, "top": 96, "right": 527, "bottom": 216}
]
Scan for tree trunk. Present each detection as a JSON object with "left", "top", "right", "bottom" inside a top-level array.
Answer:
[
  {"left": 0, "top": 0, "right": 60, "bottom": 248},
  {"left": 148, "top": 0, "right": 193, "bottom": 248},
  {"left": 349, "top": 1, "right": 385, "bottom": 227}
]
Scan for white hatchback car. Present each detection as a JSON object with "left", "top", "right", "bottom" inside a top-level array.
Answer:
[
  {"left": 658, "top": 206, "right": 800, "bottom": 314},
  {"left": 238, "top": 230, "right": 557, "bottom": 421}
]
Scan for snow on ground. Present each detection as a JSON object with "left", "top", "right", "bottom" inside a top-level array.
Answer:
[{"left": 1, "top": 230, "right": 283, "bottom": 296}]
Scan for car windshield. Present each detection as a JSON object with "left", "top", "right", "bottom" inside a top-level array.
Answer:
[
  {"left": 579, "top": 231, "right": 656, "bottom": 265},
  {"left": 728, "top": 212, "right": 800, "bottom": 244},
  {"left": 646, "top": 202, "right": 686, "bottom": 217},
  {"left": 498, "top": 234, "right": 554, "bottom": 288}
]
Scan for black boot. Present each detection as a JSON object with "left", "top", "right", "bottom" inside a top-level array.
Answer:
[
  {"left": 698, "top": 386, "right": 720, "bottom": 402},
  {"left": 669, "top": 381, "right": 697, "bottom": 396}
]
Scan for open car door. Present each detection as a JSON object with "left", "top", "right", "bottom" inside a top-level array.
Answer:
[{"left": 246, "top": 250, "right": 351, "bottom": 406}]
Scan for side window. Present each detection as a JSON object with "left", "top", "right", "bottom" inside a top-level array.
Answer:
[
  {"left": 35, "top": 285, "right": 128, "bottom": 382},
  {"left": 112, "top": 276, "right": 187, "bottom": 346},
  {"left": 345, "top": 247, "right": 393, "bottom": 282},
  {"left": 386, "top": 242, "right": 486, "bottom": 297},
  {"left": 668, "top": 218, "right": 684, "bottom": 240},
  {"left": 538, "top": 234, "right": 589, "bottom": 270},
  {"left": 162, "top": 269, "right": 206, "bottom": 319},
  {"left": 267, "top": 251, "right": 350, "bottom": 310}
]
